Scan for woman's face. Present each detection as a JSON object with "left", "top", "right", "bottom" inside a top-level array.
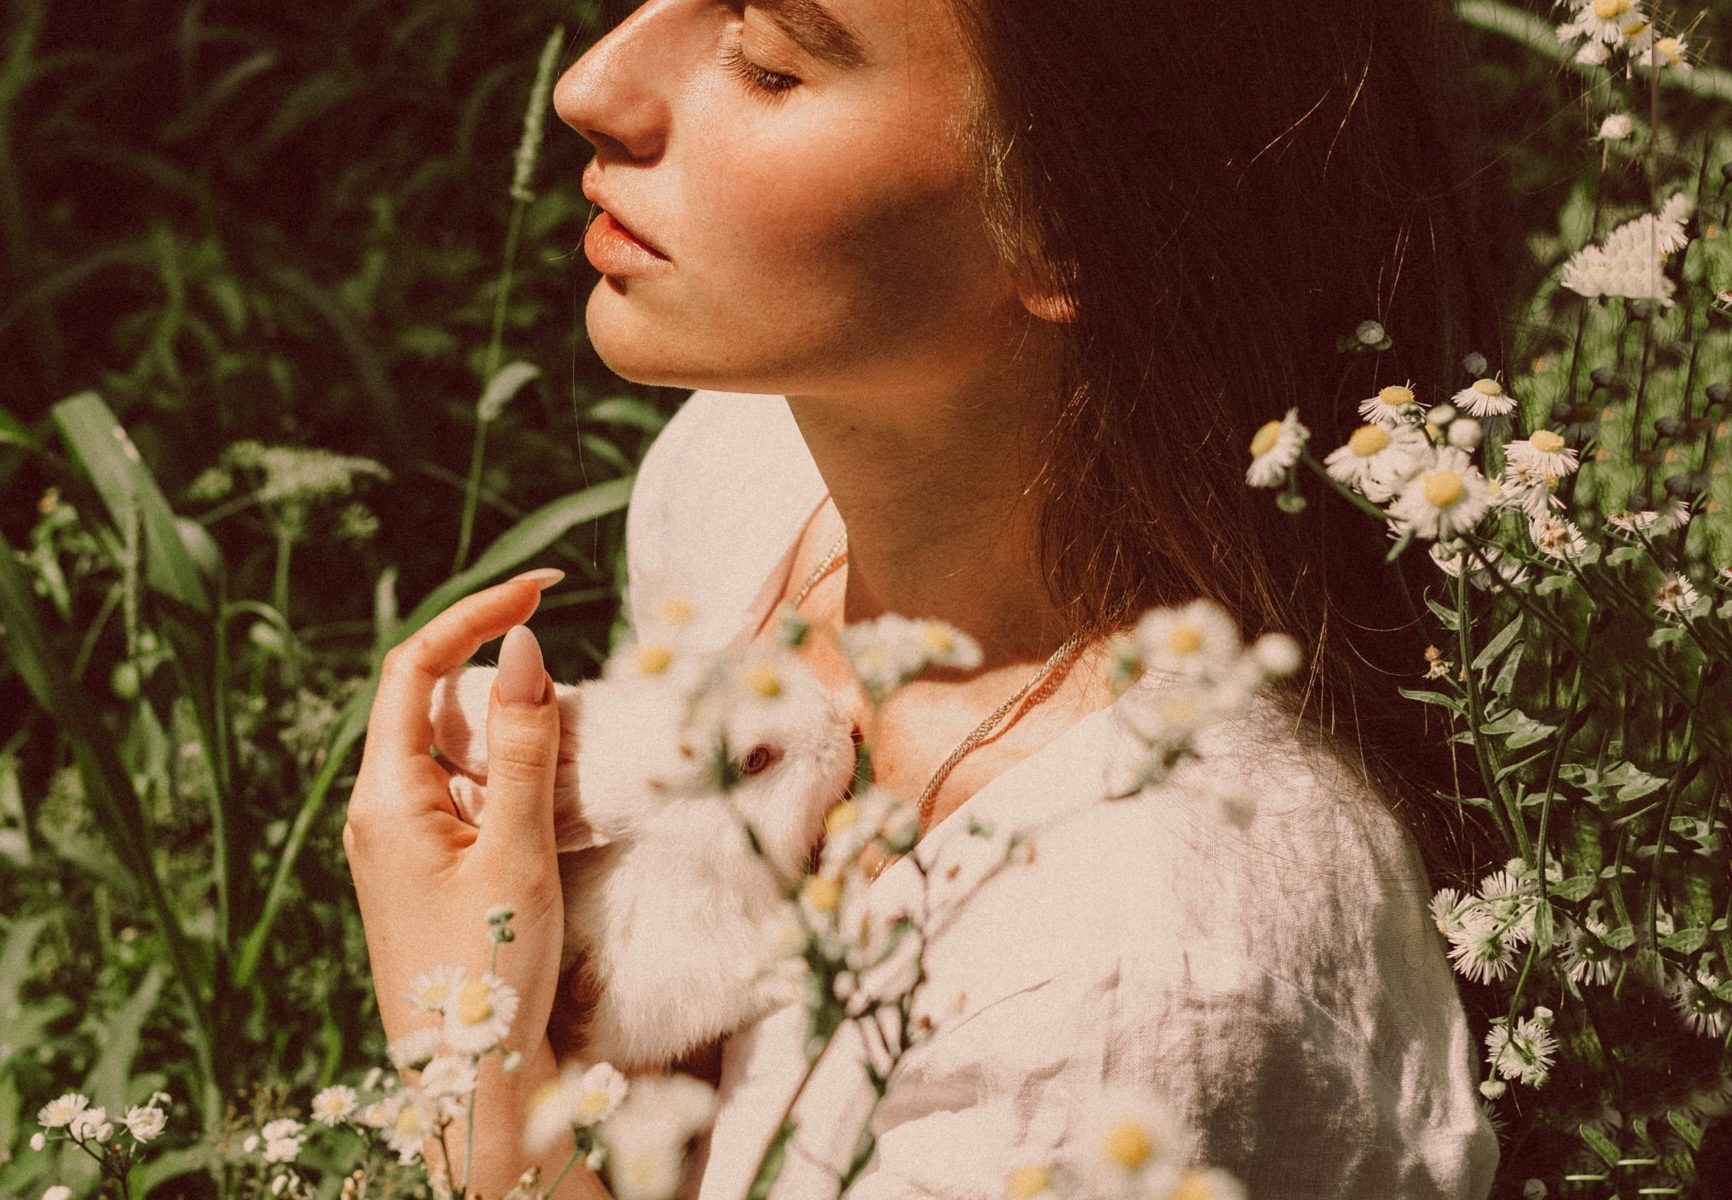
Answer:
[{"left": 554, "top": 0, "right": 1037, "bottom": 401}]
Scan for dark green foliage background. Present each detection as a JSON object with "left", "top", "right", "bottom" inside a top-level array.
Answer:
[{"left": 0, "top": 0, "right": 1730, "bottom": 1196}]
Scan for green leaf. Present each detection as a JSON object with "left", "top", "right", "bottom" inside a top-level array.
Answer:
[
  {"left": 51, "top": 392, "right": 210, "bottom": 613},
  {"left": 1397, "top": 686, "right": 1465, "bottom": 714},
  {"left": 1659, "top": 928, "right": 1709, "bottom": 954},
  {"left": 1606, "top": 544, "right": 1646, "bottom": 568},
  {"left": 82, "top": 965, "right": 167, "bottom": 1114},
  {"left": 0, "top": 914, "right": 55, "bottom": 1019},
  {"left": 1580, "top": 1123, "right": 1622, "bottom": 1168},
  {"left": 584, "top": 395, "right": 669, "bottom": 435},
  {"left": 476, "top": 360, "right": 542, "bottom": 424},
  {"left": 1534, "top": 572, "right": 1576, "bottom": 596},
  {"left": 1425, "top": 596, "right": 1461, "bottom": 632},
  {"left": 1668, "top": 1109, "right": 1705, "bottom": 1152},
  {"left": 1471, "top": 617, "right": 1523, "bottom": 675},
  {"left": 1550, "top": 874, "right": 1597, "bottom": 901}
]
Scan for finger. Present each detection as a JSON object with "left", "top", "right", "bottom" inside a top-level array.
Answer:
[
  {"left": 363, "top": 570, "right": 564, "bottom": 767},
  {"left": 477, "top": 623, "right": 561, "bottom": 854}
]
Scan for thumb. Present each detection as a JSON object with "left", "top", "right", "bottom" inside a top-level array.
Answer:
[{"left": 479, "top": 623, "right": 560, "bottom": 852}]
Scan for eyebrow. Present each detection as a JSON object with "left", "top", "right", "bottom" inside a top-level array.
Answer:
[{"left": 754, "top": 0, "right": 869, "bottom": 70}]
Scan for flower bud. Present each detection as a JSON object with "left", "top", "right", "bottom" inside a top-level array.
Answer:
[
  {"left": 1354, "top": 319, "right": 1387, "bottom": 346},
  {"left": 1446, "top": 418, "right": 1482, "bottom": 450},
  {"left": 1628, "top": 299, "right": 1656, "bottom": 322},
  {"left": 1589, "top": 366, "right": 1618, "bottom": 389},
  {"left": 1706, "top": 381, "right": 1730, "bottom": 407},
  {"left": 1461, "top": 351, "right": 1488, "bottom": 377},
  {"left": 1653, "top": 415, "right": 1683, "bottom": 439},
  {"left": 1426, "top": 403, "right": 1457, "bottom": 425}
]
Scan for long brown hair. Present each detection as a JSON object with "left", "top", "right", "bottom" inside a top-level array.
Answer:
[{"left": 950, "top": 0, "right": 1511, "bottom": 888}]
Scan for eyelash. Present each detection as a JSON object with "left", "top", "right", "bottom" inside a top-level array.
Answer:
[{"left": 720, "top": 39, "right": 801, "bottom": 97}]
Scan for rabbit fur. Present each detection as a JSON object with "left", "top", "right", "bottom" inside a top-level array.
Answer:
[{"left": 428, "top": 655, "right": 856, "bottom": 1070}]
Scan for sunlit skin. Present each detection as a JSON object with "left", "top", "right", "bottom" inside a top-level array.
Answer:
[
  {"left": 557, "top": 0, "right": 1119, "bottom": 833},
  {"left": 349, "top": 4, "right": 1128, "bottom": 1196}
]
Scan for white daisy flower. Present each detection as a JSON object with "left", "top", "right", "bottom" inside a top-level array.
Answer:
[
  {"left": 839, "top": 613, "right": 983, "bottom": 703},
  {"left": 595, "top": 1074, "right": 719, "bottom": 1200},
  {"left": 1597, "top": 112, "right": 1635, "bottom": 140},
  {"left": 1453, "top": 378, "right": 1517, "bottom": 418},
  {"left": 1429, "top": 888, "right": 1481, "bottom": 940},
  {"left": 1662, "top": 498, "right": 1692, "bottom": 532},
  {"left": 1561, "top": 194, "right": 1693, "bottom": 306},
  {"left": 123, "top": 1105, "right": 166, "bottom": 1143},
  {"left": 1167, "top": 1167, "right": 1249, "bottom": 1200},
  {"left": 1478, "top": 867, "right": 1537, "bottom": 944},
  {"left": 418, "top": 1055, "right": 480, "bottom": 1115},
  {"left": 1505, "top": 429, "right": 1580, "bottom": 486},
  {"left": 1486, "top": 1013, "right": 1558, "bottom": 1087},
  {"left": 443, "top": 973, "right": 520, "bottom": 1055},
  {"left": 1670, "top": 966, "right": 1730, "bottom": 1038},
  {"left": 524, "top": 1061, "right": 631, "bottom": 1158},
  {"left": 1638, "top": 34, "right": 1690, "bottom": 71},
  {"left": 1323, "top": 422, "right": 1430, "bottom": 502},
  {"left": 1248, "top": 632, "right": 1303, "bottom": 678},
  {"left": 387, "top": 1026, "right": 442, "bottom": 1072},
  {"left": 1654, "top": 574, "right": 1700, "bottom": 618},
  {"left": 43, "top": 1188, "right": 73, "bottom": 1200},
  {"left": 1133, "top": 599, "right": 1242, "bottom": 679},
  {"left": 309, "top": 1085, "right": 358, "bottom": 1127},
  {"left": 1245, "top": 408, "right": 1309, "bottom": 488},
  {"left": 37, "top": 1093, "right": 91, "bottom": 1130},
  {"left": 67, "top": 1106, "right": 110, "bottom": 1142},
  {"left": 1447, "top": 918, "right": 1518, "bottom": 985},
  {"left": 1606, "top": 508, "right": 1662, "bottom": 536},
  {"left": 1557, "top": 0, "right": 1647, "bottom": 48},
  {"left": 817, "top": 784, "right": 903, "bottom": 878},
  {"left": 1005, "top": 1165, "right": 1060, "bottom": 1198},
  {"left": 1561, "top": 915, "right": 1619, "bottom": 986},
  {"left": 406, "top": 965, "right": 466, "bottom": 1015},
  {"left": 1428, "top": 539, "right": 1530, "bottom": 591},
  {"left": 29, "top": 1132, "right": 46, "bottom": 1152},
  {"left": 1357, "top": 383, "right": 1420, "bottom": 427},
  {"left": 1529, "top": 514, "right": 1590, "bottom": 562},
  {"left": 1073, "top": 1086, "right": 1193, "bottom": 1198},
  {"left": 376, "top": 1090, "right": 438, "bottom": 1165},
  {"left": 1388, "top": 447, "right": 1493, "bottom": 541},
  {"left": 261, "top": 1117, "right": 304, "bottom": 1164}
]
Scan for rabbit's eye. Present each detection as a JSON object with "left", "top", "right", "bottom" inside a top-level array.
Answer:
[{"left": 740, "top": 744, "right": 779, "bottom": 776}]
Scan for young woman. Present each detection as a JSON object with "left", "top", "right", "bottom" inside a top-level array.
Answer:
[{"left": 344, "top": 0, "right": 1506, "bottom": 1195}]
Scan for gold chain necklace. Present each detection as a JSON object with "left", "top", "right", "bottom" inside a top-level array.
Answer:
[{"left": 787, "top": 521, "right": 1088, "bottom": 830}]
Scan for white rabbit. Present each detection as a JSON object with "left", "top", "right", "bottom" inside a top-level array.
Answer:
[{"left": 428, "top": 650, "right": 857, "bottom": 1070}]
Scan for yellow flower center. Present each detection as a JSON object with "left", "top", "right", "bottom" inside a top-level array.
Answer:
[
  {"left": 456, "top": 979, "right": 494, "bottom": 1026},
  {"left": 744, "top": 664, "right": 783, "bottom": 698},
  {"left": 826, "top": 800, "right": 860, "bottom": 835},
  {"left": 1249, "top": 420, "right": 1282, "bottom": 458},
  {"left": 1471, "top": 378, "right": 1502, "bottom": 396},
  {"left": 918, "top": 623, "right": 954, "bottom": 657},
  {"left": 1348, "top": 425, "right": 1390, "bottom": 457},
  {"left": 393, "top": 1104, "right": 424, "bottom": 1138},
  {"left": 1529, "top": 429, "right": 1565, "bottom": 454},
  {"left": 803, "top": 875, "right": 841, "bottom": 914},
  {"left": 1424, "top": 471, "right": 1465, "bottom": 508},
  {"left": 1105, "top": 1120, "right": 1152, "bottom": 1169},
  {"left": 1165, "top": 625, "right": 1203, "bottom": 655},
  {"left": 658, "top": 598, "right": 694, "bottom": 624},
  {"left": 1622, "top": 18, "right": 1647, "bottom": 37},
  {"left": 1593, "top": 0, "right": 1629, "bottom": 19},
  {"left": 578, "top": 1089, "right": 613, "bottom": 1120},
  {"left": 1007, "top": 1165, "right": 1051, "bottom": 1198},
  {"left": 1655, "top": 36, "right": 1680, "bottom": 64},
  {"left": 635, "top": 643, "right": 673, "bottom": 675},
  {"left": 1170, "top": 1171, "right": 1215, "bottom": 1200},
  {"left": 1378, "top": 384, "right": 1415, "bottom": 407},
  {"left": 417, "top": 982, "right": 450, "bottom": 1008}
]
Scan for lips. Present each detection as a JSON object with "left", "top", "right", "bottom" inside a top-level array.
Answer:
[{"left": 581, "top": 174, "right": 669, "bottom": 259}]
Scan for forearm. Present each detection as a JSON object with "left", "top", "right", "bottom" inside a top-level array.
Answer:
[{"left": 431, "top": 1037, "right": 614, "bottom": 1200}]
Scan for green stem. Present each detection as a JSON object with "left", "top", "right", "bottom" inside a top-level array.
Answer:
[
  {"left": 273, "top": 529, "right": 293, "bottom": 625},
  {"left": 1456, "top": 565, "right": 1532, "bottom": 861},
  {"left": 454, "top": 199, "right": 528, "bottom": 573}
]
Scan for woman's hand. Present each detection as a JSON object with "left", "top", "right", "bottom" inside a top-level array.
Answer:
[{"left": 343, "top": 568, "right": 607, "bottom": 1197}]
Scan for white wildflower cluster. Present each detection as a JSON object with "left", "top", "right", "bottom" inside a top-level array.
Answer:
[
  {"left": 594, "top": 1074, "right": 719, "bottom": 1200},
  {"left": 29, "top": 1090, "right": 171, "bottom": 1196},
  {"left": 1554, "top": 0, "right": 1691, "bottom": 72},
  {"left": 838, "top": 612, "right": 984, "bottom": 705},
  {"left": 1106, "top": 598, "right": 1302, "bottom": 800},
  {"left": 1560, "top": 193, "right": 1695, "bottom": 306},
  {"left": 1000, "top": 1084, "right": 1246, "bottom": 1199},
  {"left": 1484, "top": 1006, "right": 1559, "bottom": 1091},
  {"left": 524, "top": 1060, "right": 629, "bottom": 1158},
  {"left": 1430, "top": 859, "right": 1554, "bottom": 987}
]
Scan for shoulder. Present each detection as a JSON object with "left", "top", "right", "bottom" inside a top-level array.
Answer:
[{"left": 623, "top": 389, "right": 823, "bottom": 639}]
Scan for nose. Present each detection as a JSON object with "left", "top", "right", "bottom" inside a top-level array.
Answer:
[{"left": 555, "top": 0, "right": 688, "bottom": 163}]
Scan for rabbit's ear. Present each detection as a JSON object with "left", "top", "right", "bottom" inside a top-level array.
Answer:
[{"left": 429, "top": 666, "right": 496, "bottom": 778}]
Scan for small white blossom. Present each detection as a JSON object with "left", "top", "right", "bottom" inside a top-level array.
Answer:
[
  {"left": 1486, "top": 1013, "right": 1558, "bottom": 1087},
  {"left": 123, "top": 1104, "right": 167, "bottom": 1143},
  {"left": 377, "top": 1089, "right": 437, "bottom": 1165},
  {"left": 839, "top": 614, "right": 983, "bottom": 702},
  {"left": 1245, "top": 408, "right": 1309, "bottom": 488},
  {"left": 68, "top": 1105, "right": 109, "bottom": 1142},
  {"left": 418, "top": 1055, "right": 480, "bottom": 1115},
  {"left": 28, "top": 1132, "right": 46, "bottom": 1152},
  {"left": 1529, "top": 515, "right": 1590, "bottom": 562},
  {"left": 442, "top": 973, "right": 520, "bottom": 1055},
  {"left": 1655, "top": 574, "right": 1700, "bottom": 618},
  {"left": 1561, "top": 194, "right": 1693, "bottom": 306},
  {"left": 1668, "top": 966, "right": 1729, "bottom": 1037},
  {"left": 387, "top": 1026, "right": 442, "bottom": 1071},
  {"left": 1073, "top": 1085, "right": 1194, "bottom": 1198},
  {"left": 1446, "top": 417, "right": 1483, "bottom": 451},
  {"left": 1323, "top": 422, "right": 1429, "bottom": 502},
  {"left": 1505, "top": 429, "right": 1579, "bottom": 486},
  {"left": 1597, "top": 112, "right": 1634, "bottom": 140},
  {"left": 37, "top": 1093, "right": 90, "bottom": 1130},
  {"left": 1388, "top": 447, "right": 1493, "bottom": 541},
  {"left": 1133, "top": 599, "right": 1243, "bottom": 679},
  {"left": 1452, "top": 378, "right": 1517, "bottom": 418},
  {"left": 1561, "top": 915, "right": 1619, "bottom": 986},
  {"left": 1357, "top": 383, "right": 1421, "bottom": 427},
  {"left": 310, "top": 1085, "right": 358, "bottom": 1126},
  {"left": 43, "top": 1188, "right": 74, "bottom": 1200},
  {"left": 406, "top": 965, "right": 466, "bottom": 1014},
  {"left": 525, "top": 1062, "right": 632, "bottom": 1158},
  {"left": 1447, "top": 917, "right": 1518, "bottom": 985}
]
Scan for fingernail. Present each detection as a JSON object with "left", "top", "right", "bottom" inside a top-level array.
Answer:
[
  {"left": 510, "top": 568, "right": 565, "bottom": 590},
  {"left": 498, "top": 625, "right": 549, "bottom": 707}
]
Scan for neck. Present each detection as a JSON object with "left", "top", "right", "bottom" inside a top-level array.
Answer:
[{"left": 783, "top": 332, "right": 1073, "bottom": 668}]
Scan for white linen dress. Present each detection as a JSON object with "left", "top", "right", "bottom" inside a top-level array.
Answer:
[{"left": 620, "top": 389, "right": 1500, "bottom": 1200}]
